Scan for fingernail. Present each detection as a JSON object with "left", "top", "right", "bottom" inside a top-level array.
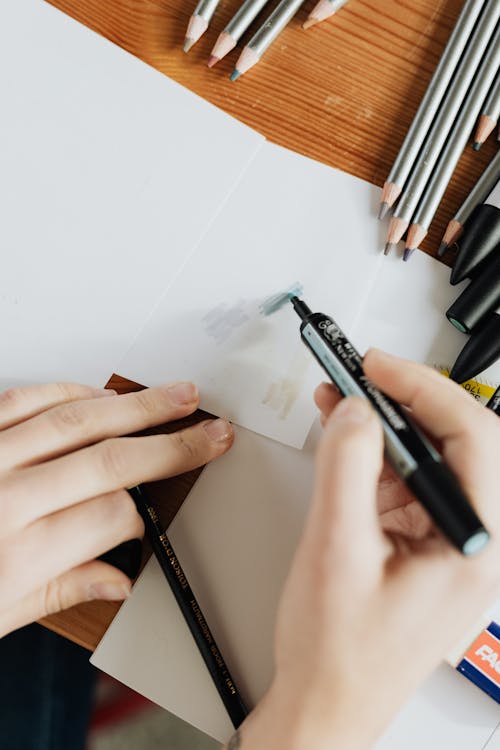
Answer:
[
  {"left": 166, "top": 382, "right": 198, "bottom": 404},
  {"left": 87, "top": 581, "right": 131, "bottom": 601},
  {"left": 333, "top": 397, "right": 372, "bottom": 424},
  {"left": 92, "top": 388, "right": 117, "bottom": 397},
  {"left": 203, "top": 418, "right": 233, "bottom": 443}
]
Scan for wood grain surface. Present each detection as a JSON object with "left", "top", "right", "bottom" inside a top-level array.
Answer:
[{"left": 40, "top": 0, "right": 497, "bottom": 650}]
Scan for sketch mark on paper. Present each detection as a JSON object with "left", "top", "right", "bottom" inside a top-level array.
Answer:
[
  {"left": 263, "top": 348, "right": 311, "bottom": 419},
  {"left": 203, "top": 302, "right": 250, "bottom": 345}
]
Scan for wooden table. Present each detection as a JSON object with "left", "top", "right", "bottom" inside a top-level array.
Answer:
[{"left": 41, "top": 0, "right": 496, "bottom": 651}]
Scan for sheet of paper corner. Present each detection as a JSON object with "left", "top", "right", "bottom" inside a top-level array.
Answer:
[
  {"left": 93, "top": 255, "right": 500, "bottom": 745},
  {"left": 0, "top": 0, "right": 263, "bottom": 390}
]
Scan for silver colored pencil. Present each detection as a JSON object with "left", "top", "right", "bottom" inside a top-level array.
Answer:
[
  {"left": 379, "top": 0, "right": 487, "bottom": 219},
  {"left": 474, "top": 70, "right": 500, "bottom": 147},
  {"left": 231, "top": 0, "right": 307, "bottom": 79},
  {"left": 439, "top": 149, "right": 500, "bottom": 254},
  {"left": 384, "top": 1, "right": 500, "bottom": 253},
  {"left": 184, "top": 0, "right": 221, "bottom": 52},
  {"left": 303, "top": 0, "right": 348, "bottom": 30},
  {"left": 209, "top": 0, "right": 271, "bottom": 67},
  {"left": 405, "top": 21, "right": 500, "bottom": 255}
]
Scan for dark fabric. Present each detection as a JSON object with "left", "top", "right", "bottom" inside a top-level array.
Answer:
[{"left": 0, "top": 623, "right": 97, "bottom": 750}]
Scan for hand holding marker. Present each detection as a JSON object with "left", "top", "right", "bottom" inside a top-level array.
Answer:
[{"left": 261, "top": 287, "right": 489, "bottom": 555}]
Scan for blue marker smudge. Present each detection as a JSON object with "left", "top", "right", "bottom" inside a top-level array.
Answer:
[{"left": 259, "top": 282, "right": 304, "bottom": 317}]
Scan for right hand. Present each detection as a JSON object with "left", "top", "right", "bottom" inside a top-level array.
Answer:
[
  {"left": 0, "top": 381, "right": 233, "bottom": 637},
  {"left": 234, "top": 351, "right": 500, "bottom": 750}
]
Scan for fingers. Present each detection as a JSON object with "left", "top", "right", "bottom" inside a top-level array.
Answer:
[
  {"left": 0, "top": 560, "right": 131, "bottom": 638},
  {"left": 314, "top": 382, "right": 341, "bottom": 426},
  {"left": 0, "top": 382, "right": 114, "bottom": 431},
  {"left": 0, "top": 382, "right": 200, "bottom": 471},
  {"left": 364, "top": 349, "right": 498, "bottom": 520},
  {"left": 363, "top": 349, "right": 488, "bottom": 443},
  {"left": 308, "top": 397, "right": 386, "bottom": 577},
  {"left": 2, "top": 418, "right": 233, "bottom": 533},
  {"left": 1, "top": 490, "right": 144, "bottom": 602}
]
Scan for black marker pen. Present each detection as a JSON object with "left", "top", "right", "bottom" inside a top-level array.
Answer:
[
  {"left": 487, "top": 385, "right": 500, "bottom": 416},
  {"left": 290, "top": 295, "right": 489, "bottom": 556}
]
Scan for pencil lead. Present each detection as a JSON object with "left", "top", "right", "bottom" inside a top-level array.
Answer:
[
  {"left": 183, "top": 37, "right": 195, "bottom": 53},
  {"left": 438, "top": 241, "right": 448, "bottom": 257},
  {"left": 229, "top": 69, "right": 241, "bottom": 81},
  {"left": 384, "top": 242, "right": 395, "bottom": 256},
  {"left": 378, "top": 202, "right": 389, "bottom": 221},
  {"left": 207, "top": 55, "right": 219, "bottom": 68},
  {"left": 403, "top": 247, "right": 414, "bottom": 262},
  {"left": 473, "top": 141, "right": 481, "bottom": 151},
  {"left": 302, "top": 17, "right": 319, "bottom": 29}
]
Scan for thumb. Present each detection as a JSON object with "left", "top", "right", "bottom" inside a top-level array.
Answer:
[
  {"left": 0, "top": 560, "right": 131, "bottom": 638},
  {"left": 310, "top": 396, "right": 386, "bottom": 572}
]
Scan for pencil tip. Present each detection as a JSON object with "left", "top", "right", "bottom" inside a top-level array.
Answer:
[
  {"left": 229, "top": 69, "right": 240, "bottom": 81},
  {"left": 183, "top": 37, "right": 195, "bottom": 53},
  {"left": 302, "top": 17, "right": 318, "bottom": 29},
  {"left": 378, "top": 202, "right": 389, "bottom": 220},
  {"left": 403, "top": 247, "right": 414, "bottom": 262},
  {"left": 384, "top": 242, "right": 394, "bottom": 256},
  {"left": 473, "top": 141, "right": 481, "bottom": 151},
  {"left": 437, "top": 241, "right": 448, "bottom": 257},
  {"left": 207, "top": 55, "right": 219, "bottom": 68}
]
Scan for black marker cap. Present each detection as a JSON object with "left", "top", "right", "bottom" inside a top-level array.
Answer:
[
  {"left": 407, "top": 459, "right": 488, "bottom": 555},
  {"left": 450, "top": 310, "right": 500, "bottom": 383},
  {"left": 447, "top": 250, "right": 500, "bottom": 334},
  {"left": 451, "top": 204, "right": 500, "bottom": 285}
]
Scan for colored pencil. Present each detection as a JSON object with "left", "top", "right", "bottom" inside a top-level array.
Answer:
[
  {"left": 231, "top": 0, "right": 307, "bottom": 80},
  {"left": 404, "top": 22, "right": 500, "bottom": 258},
  {"left": 184, "top": 0, "right": 221, "bottom": 52},
  {"left": 129, "top": 484, "right": 249, "bottom": 728},
  {"left": 209, "top": 0, "right": 271, "bottom": 67},
  {"left": 302, "top": 0, "right": 348, "bottom": 30},
  {"left": 473, "top": 70, "right": 500, "bottom": 149},
  {"left": 379, "top": 0, "right": 487, "bottom": 221},
  {"left": 439, "top": 149, "right": 500, "bottom": 255},
  {"left": 384, "top": 1, "right": 499, "bottom": 256}
]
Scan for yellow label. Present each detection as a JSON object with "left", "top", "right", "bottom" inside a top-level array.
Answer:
[{"left": 439, "top": 368, "right": 496, "bottom": 402}]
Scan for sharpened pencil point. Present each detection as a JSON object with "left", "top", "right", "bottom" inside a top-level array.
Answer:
[
  {"left": 438, "top": 241, "right": 448, "bottom": 257},
  {"left": 384, "top": 242, "right": 395, "bottom": 256},
  {"left": 302, "top": 17, "right": 319, "bottom": 29},
  {"left": 403, "top": 247, "right": 414, "bottom": 262},
  {"left": 378, "top": 202, "right": 389, "bottom": 221},
  {"left": 473, "top": 141, "right": 481, "bottom": 151},
  {"left": 183, "top": 37, "right": 195, "bottom": 53},
  {"left": 207, "top": 55, "right": 219, "bottom": 68},
  {"left": 229, "top": 69, "right": 240, "bottom": 81}
]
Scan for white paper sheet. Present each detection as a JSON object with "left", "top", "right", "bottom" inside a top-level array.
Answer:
[
  {"left": 118, "top": 143, "right": 385, "bottom": 447},
  {"left": 93, "top": 250, "right": 500, "bottom": 745},
  {"left": 0, "top": 0, "right": 263, "bottom": 390},
  {"left": 92, "top": 422, "right": 319, "bottom": 742},
  {"left": 352, "top": 251, "right": 499, "bottom": 396}
]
